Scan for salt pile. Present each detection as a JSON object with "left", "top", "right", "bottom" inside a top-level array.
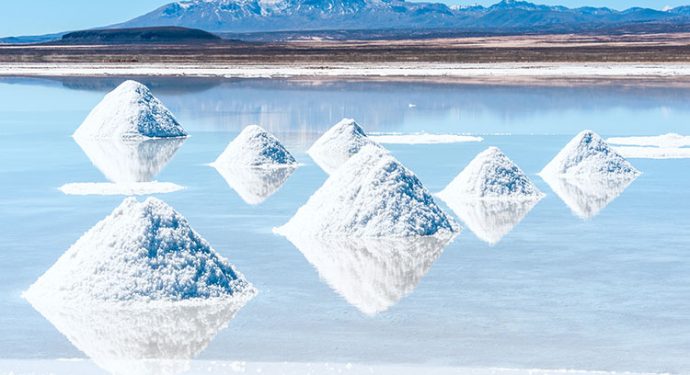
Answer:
[
  {"left": 212, "top": 125, "right": 297, "bottom": 168},
  {"left": 60, "top": 137, "right": 186, "bottom": 196},
  {"left": 540, "top": 130, "right": 639, "bottom": 219},
  {"left": 24, "top": 197, "right": 255, "bottom": 302},
  {"left": 307, "top": 118, "right": 383, "bottom": 174},
  {"left": 210, "top": 126, "right": 297, "bottom": 204},
  {"left": 540, "top": 130, "right": 640, "bottom": 178},
  {"left": 439, "top": 147, "right": 544, "bottom": 200},
  {"left": 25, "top": 297, "right": 250, "bottom": 375},
  {"left": 282, "top": 234, "right": 452, "bottom": 315},
  {"left": 276, "top": 145, "right": 458, "bottom": 238},
  {"left": 73, "top": 80, "right": 187, "bottom": 139},
  {"left": 437, "top": 147, "right": 542, "bottom": 245}
]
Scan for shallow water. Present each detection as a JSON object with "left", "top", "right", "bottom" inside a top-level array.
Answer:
[{"left": 1, "top": 77, "right": 690, "bottom": 374}]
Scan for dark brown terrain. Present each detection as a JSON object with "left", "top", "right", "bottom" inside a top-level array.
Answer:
[{"left": 1, "top": 32, "right": 690, "bottom": 64}]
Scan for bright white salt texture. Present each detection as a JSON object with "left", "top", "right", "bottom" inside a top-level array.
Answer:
[
  {"left": 276, "top": 145, "right": 458, "bottom": 238},
  {"left": 607, "top": 133, "right": 690, "bottom": 148},
  {"left": 24, "top": 197, "right": 254, "bottom": 302},
  {"left": 369, "top": 133, "right": 484, "bottom": 144},
  {"left": 613, "top": 146, "right": 690, "bottom": 159},
  {"left": 73, "top": 80, "right": 187, "bottom": 139},
  {"left": 439, "top": 147, "right": 544, "bottom": 200},
  {"left": 307, "top": 118, "right": 383, "bottom": 174},
  {"left": 212, "top": 125, "right": 297, "bottom": 168},
  {"left": 282, "top": 233, "right": 453, "bottom": 315},
  {"left": 540, "top": 130, "right": 640, "bottom": 178},
  {"left": 60, "top": 182, "right": 184, "bottom": 196}
]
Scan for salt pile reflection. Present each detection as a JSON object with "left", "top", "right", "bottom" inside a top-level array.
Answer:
[{"left": 60, "top": 137, "right": 185, "bottom": 195}]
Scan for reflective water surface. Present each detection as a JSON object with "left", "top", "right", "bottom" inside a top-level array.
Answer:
[{"left": 1, "top": 77, "right": 690, "bottom": 374}]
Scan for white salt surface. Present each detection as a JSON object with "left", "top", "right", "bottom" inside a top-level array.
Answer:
[
  {"left": 613, "top": 146, "right": 690, "bottom": 159},
  {"left": 441, "top": 198, "right": 540, "bottom": 245},
  {"left": 439, "top": 147, "right": 544, "bottom": 200},
  {"left": 307, "top": 118, "right": 383, "bottom": 174},
  {"left": 59, "top": 182, "right": 184, "bottom": 196},
  {"left": 276, "top": 145, "right": 458, "bottom": 238},
  {"left": 211, "top": 125, "right": 297, "bottom": 168},
  {"left": 607, "top": 133, "right": 690, "bottom": 148},
  {"left": 541, "top": 173, "right": 638, "bottom": 219},
  {"left": 540, "top": 130, "right": 640, "bottom": 178},
  {"left": 24, "top": 197, "right": 254, "bottom": 302},
  {"left": 369, "top": 133, "right": 484, "bottom": 144},
  {"left": 24, "top": 298, "right": 251, "bottom": 375},
  {"left": 73, "top": 80, "right": 188, "bottom": 139},
  {"left": 4, "top": 62, "right": 690, "bottom": 79},
  {"left": 0, "top": 360, "right": 670, "bottom": 375},
  {"left": 281, "top": 232, "right": 454, "bottom": 315}
]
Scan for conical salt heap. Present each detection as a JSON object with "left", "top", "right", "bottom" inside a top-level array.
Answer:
[
  {"left": 211, "top": 125, "right": 297, "bottom": 204},
  {"left": 540, "top": 130, "right": 640, "bottom": 178},
  {"left": 308, "top": 118, "right": 383, "bottom": 174},
  {"left": 540, "top": 130, "right": 640, "bottom": 219},
  {"left": 437, "top": 147, "right": 543, "bottom": 245},
  {"left": 439, "top": 147, "right": 544, "bottom": 200},
  {"left": 73, "top": 80, "right": 188, "bottom": 139},
  {"left": 24, "top": 197, "right": 254, "bottom": 303},
  {"left": 212, "top": 125, "right": 298, "bottom": 168},
  {"left": 276, "top": 145, "right": 458, "bottom": 238}
]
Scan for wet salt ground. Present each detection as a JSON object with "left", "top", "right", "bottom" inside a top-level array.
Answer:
[{"left": 0, "top": 78, "right": 690, "bottom": 373}]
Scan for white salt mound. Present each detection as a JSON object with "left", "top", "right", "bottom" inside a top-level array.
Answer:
[
  {"left": 308, "top": 118, "right": 383, "bottom": 174},
  {"left": 276, "top": 145, "right": 458, "bottom": 238},
  {"left": 540, "top": 130, "right": 639, "bottom": 177},
  {"left": 212, "top": 125, "right": 297, "bottom": 168},
  {"left": 439, "top": 147, "right": 543, "bottom": 201},
  {"left": 24, "top": 197, "right": 253, "bottom": 302},
  {"left": 73, "top": 80, "right": 187, "bottom": 139}
]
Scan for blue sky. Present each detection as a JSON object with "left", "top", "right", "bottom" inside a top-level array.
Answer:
[{"left": 0, "top": 0, "right": 688, "bottom": 37}]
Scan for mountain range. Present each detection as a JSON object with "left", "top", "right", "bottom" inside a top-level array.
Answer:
[
  {"left": 115, "top": 0, "right": 690, "bottom": 34},
  {"left": 5, "top": 0, "right": 690, "bottom": 43}
]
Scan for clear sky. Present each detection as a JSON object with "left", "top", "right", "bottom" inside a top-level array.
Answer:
[{"left": 0, "top": 0, "right": 688, "bottom": 37}]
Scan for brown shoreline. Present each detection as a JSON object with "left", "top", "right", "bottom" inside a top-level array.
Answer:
[{"left": 2, "top": 33, "right": 690, "bottom": 64}]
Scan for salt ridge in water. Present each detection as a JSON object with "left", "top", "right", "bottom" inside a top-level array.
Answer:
[
  {"left": 276, "top": 145, "right": 458, "bottom": 238},
  {"left": 73, "top": 80, "right": 188, "bottom": 139},
  {"left": 307, "top": 118, "right": 383, "bottom": 174},
  {"left": 439, "top": 147, "right": 544, "bottom": 201},
  {"left": 24, "top": 197, "right": 254, "bottom": 303},
  {"left": 212, "top": 125, "right": 297, "bottom": 168},
  {"left": 540, "top": 130, "right": 639, "bottom": 178}
]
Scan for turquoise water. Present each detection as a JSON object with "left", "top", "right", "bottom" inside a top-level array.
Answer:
[{"left": 1, "top": 78, "right": 690, "bottom": 373}]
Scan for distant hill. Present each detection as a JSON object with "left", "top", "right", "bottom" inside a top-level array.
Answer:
[
  {"left": 55, "top": 27, "right": 222, "bottom": 45},
  {"left": 113, "top": 0, "right": 690, "bottom": 34}
]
